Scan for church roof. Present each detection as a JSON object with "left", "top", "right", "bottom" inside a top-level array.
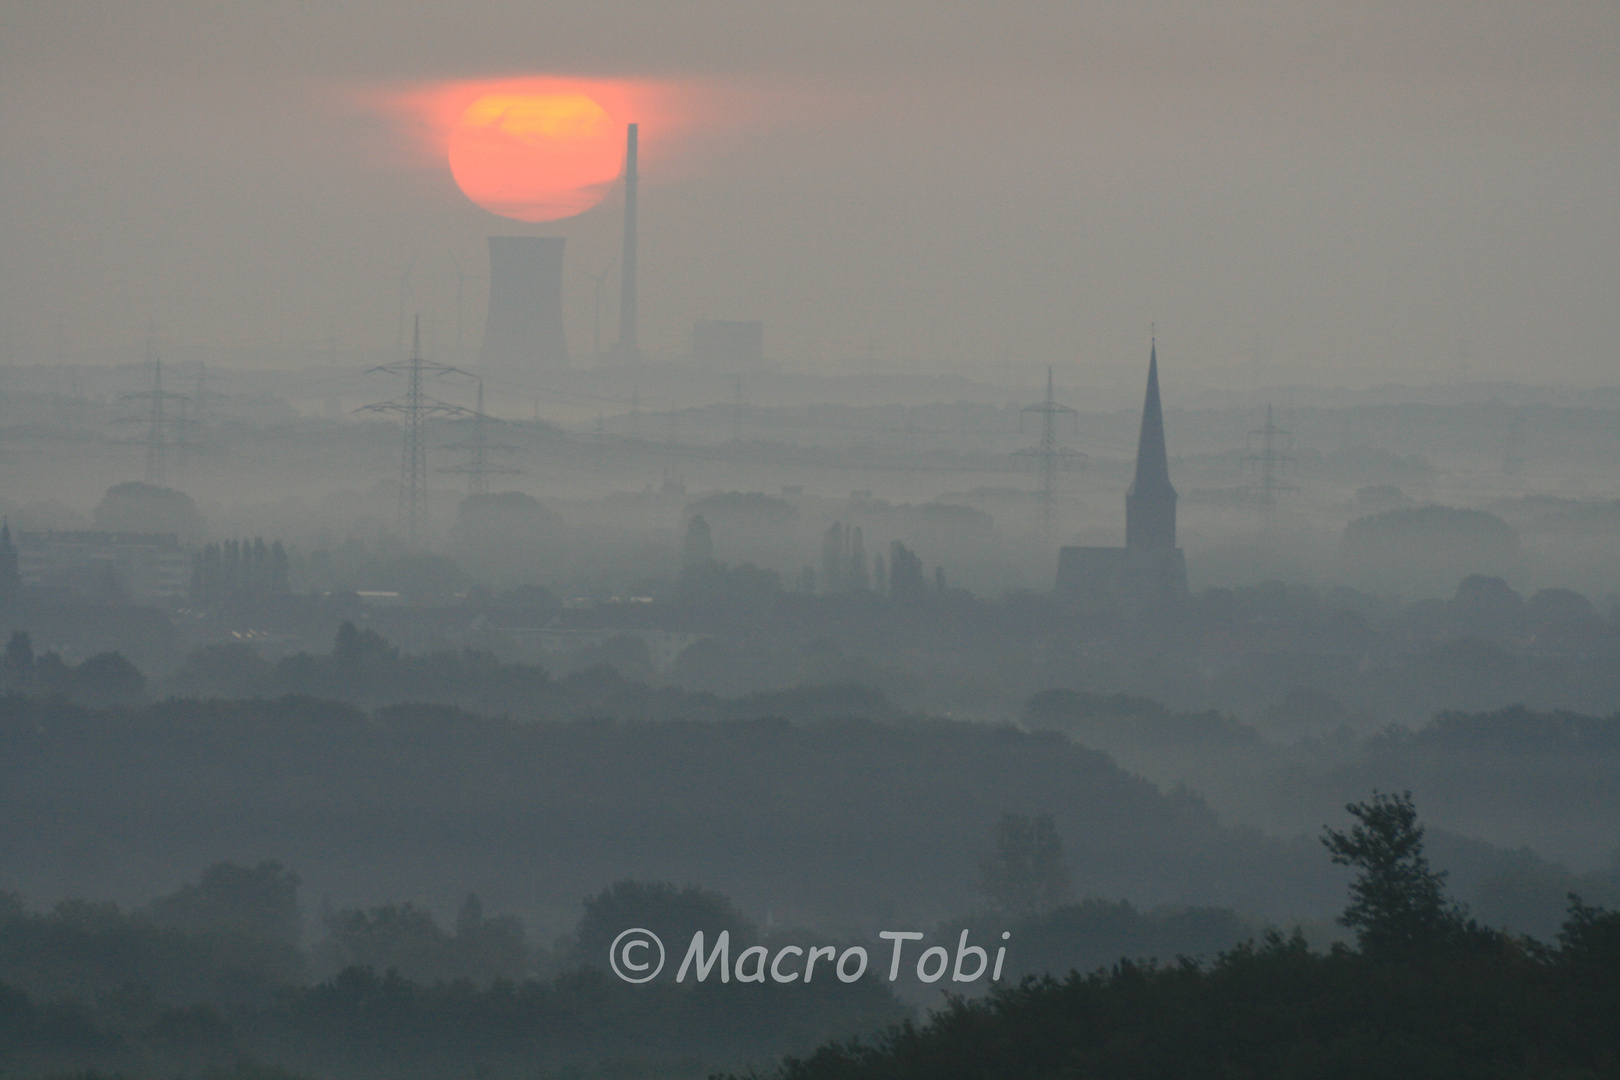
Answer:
[{"left": 1130, "top": 341, "right": 1174, "bottom": 495}]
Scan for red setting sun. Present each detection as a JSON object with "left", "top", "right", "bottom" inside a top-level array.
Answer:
[
  {"left": 396, "top": 77, "right": 660, "bottom": 222},
  {"left": 391, "top": 76, "right": 724, "bottom": 221},
  {"left": 448, "top": 88, "right": 623, "bottom": 222}
]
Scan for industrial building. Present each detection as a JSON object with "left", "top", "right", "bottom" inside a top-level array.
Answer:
[
  {"left": 16, "top": 530, "right": 190, "bottom": 604},
  {"left": 478, "top": 235, "right": 569, "bottom": 371}
]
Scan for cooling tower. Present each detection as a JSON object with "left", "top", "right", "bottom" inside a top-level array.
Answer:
[{"left": 479, "top": 236, "right": 569, "bottom": 371}]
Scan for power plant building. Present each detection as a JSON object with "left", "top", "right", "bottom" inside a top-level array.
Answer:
[
  {"left": 479, "top": 236, "right": 569, "bottom": 371},
  {"left": 1056, "top": 343, "right": 1189, "bottom": 608}
]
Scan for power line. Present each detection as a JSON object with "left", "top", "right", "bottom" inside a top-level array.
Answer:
[
  {"left": 1015, "top": 366, "right": 1082, "bottom": 528},
  {"left": 1242, "top": 403, "right": 1295, "bottom": 525},
  {"left": 442, "top": 379, "right": 520, "bottom": 496},
  {"left": 576, "top": 261, "right": 613, "bottom": 365},
  {"left": 116, "top": 348, "right": 192, "bottom": 487},
  {"left": 357, "top": 318, "right": 472, "bottom": 546},
  {"left": 392, "top": 253, "right": 418, "bottom": 354}
]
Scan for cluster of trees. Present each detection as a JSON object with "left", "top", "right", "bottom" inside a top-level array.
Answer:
[
  {"left": 315, "top": 896, "right": 528, "bottom": 985},
  {"left": 0, "top": 873, "right": 910, "bottom": 1080},
  {"left": 0, "top": 863, "right": 305, "bottom": 1006},
  {"left": 0, "top": 630, "right": 145, "bottom": 704},
  {"left": 970, "top": 812, "right": 1258, "bottom": 981},
  {"left": 820, "top": 522, "right": 874, "bottom": 594},
  {"left": 677, "top": 515, "right": 785, "bottom": 609},
  {"left": 6, "top": 797, "right": 1616, "bottom": 1078},
  {"left": 165, "top": 624, "right": 557, "bottom": 710},
  {"left": 814, "top": 522, "right": 948, "bottom": 600},
  {"left": 0, "top": 864, "right": 542, "bottom": 1011},
  {"left": 750, "top": 794, "right": 1620, "bottom": 1080},
  {"left": 0, "top": 690, "right": 1339, "bottom": 930},
  {"left": 6, "top": 625, "right": 1612, "bottom": 940},
  {"left": 1021, "top": 690, "right": 1620, "bottom": 938},
  {"left": 0, "top": 964, "right": 909, "bottom": 1080},
  {"left": 189, "top": 538, "right": 291, "bottom": 602}
]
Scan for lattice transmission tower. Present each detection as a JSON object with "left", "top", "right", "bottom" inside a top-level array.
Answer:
[
  {"left": 359, "top": 319, "right": 472, "bottom": 545},
  {"left": 442, "top": 380, "right": 519, "bottom": 496},
  {"left": 1016, "top": 366, "right": 1083, "bottom": 528},
  {"left": 117, "top": 352, "right": 192, "bottom": 487},
  {"left": 1242, "top": 403, "right": 1295, "bottom": 525}
]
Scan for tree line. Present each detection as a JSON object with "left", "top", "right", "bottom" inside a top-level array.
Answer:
[{"left": 745, "top": 793, "right": 1620, "bottom": 1080}]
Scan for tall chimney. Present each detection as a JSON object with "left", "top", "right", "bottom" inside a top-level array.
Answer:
[
  {"left": 613, "top": 123, "right": 639, "bottom": 361},
  {"left": 479, "top": 236, "right": 569, "bottom": 372}
]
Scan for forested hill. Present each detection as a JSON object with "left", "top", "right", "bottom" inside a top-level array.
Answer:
[
  {"left": 0, "top": 695, "right": 1342, "bottom": 929},
  {"left": 757, "top": 923, "right": 1620, "bottom": 1080},
  {"left": 750, "top": 792, "right": 1620, "bottom": 1080}
]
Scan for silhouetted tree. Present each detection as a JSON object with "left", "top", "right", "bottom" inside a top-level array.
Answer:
[
  {"left": 1321, "top": 790, "right": 1463, "bottom": 953},
  {"left": 71, "top": 652, "right": 145, "bottom": 705},
  {"left": 681, "top": 514, "right": 715, "bottom": 573},
  {"left": 317, "top": 903, "right": 451, "bottom": 981},
  {"left": 979, "top": 812, "right": 1072, "bottom": 916},
  {"left": 92, "top": 481, "right": 205, "bottom": 541},
  {"left": 0, "top": 522, "right": 20, "bottom": 606},
  {"left": 820, "top": 523, "right": 846, "bottom": 593},
  {"left": 572, "top": 880, "right": 756, "bottom": 978},
  {"left": 149, "top": 860, "right": 303, "bottom": 945},
  {"left": 3, "top": 630, "right": 33, "bottom": 686},
  {"left": 1558, "top": 894, "right": 1620, "bottom": 993},
  {"left": 848, "top": 527, "right": 869, "bottom": 591},
  {"left": 332, "top": 622, "right": 397, "bottom": 673},
  {"left": 888, "top": 541, "right": 926, "bottom": 601}
]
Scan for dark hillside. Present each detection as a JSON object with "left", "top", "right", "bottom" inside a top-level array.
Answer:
[{"left": 0, "top": 696, "right": 1343, "bottom": 931}]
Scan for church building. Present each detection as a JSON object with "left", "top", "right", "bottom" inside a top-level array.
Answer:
[{"left": 1055, "top": 342, "right": 1189, "bottom": 607}]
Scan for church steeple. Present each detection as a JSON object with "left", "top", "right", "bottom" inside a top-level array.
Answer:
[
  {"left": 0, "top": 518, "right": 19, "bottom": 605},
  {"left": 1125, "top": 339, "right": 1177, "bottom": 550}
]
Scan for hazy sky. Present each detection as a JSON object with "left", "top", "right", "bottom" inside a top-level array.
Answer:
[{"left": 2, "top": 1, "right": 1617, "bottom": 385}]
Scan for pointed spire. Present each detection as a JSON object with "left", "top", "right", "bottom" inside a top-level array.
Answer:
[
  {"left": 1126, "top": 337, "right": 1177, "bottom": 550},
  {"left": 1132, "top": 338, "right": 1171, "bottom": 491}
]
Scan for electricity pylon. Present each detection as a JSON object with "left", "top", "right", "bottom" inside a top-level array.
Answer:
[
  {"left": 442, "top": 380, "right": 519, "bottom": 496},
  {"left": 358, "top": 318, "right": 472, "bottom": 545},
  {"left": 1016, "top": 366, "right": 1082, "bottom": 528},
  {"left": 1242, "top": 403, "right": 1295, "bottom": 526},
  {"left": 117, "top": 351, "right": 192, "bottom": 487}
]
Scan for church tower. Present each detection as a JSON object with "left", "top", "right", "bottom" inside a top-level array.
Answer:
[
  {"left": 1125, "top": 340, "right": 1177, "bottom": 551},
  {"left": 1054, "top": 338, "right": 1188, "bottom": 608},
  {"left": 0, "top": 520, "right": 20, "bottom": 606}
]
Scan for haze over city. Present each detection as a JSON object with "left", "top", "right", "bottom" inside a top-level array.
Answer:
[
  {"left": 4, "top": 1, "right": 1617, "bottom": 383},
  {"left": 1, "top": 4, "right": 1618, "bottom": 1080}
]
